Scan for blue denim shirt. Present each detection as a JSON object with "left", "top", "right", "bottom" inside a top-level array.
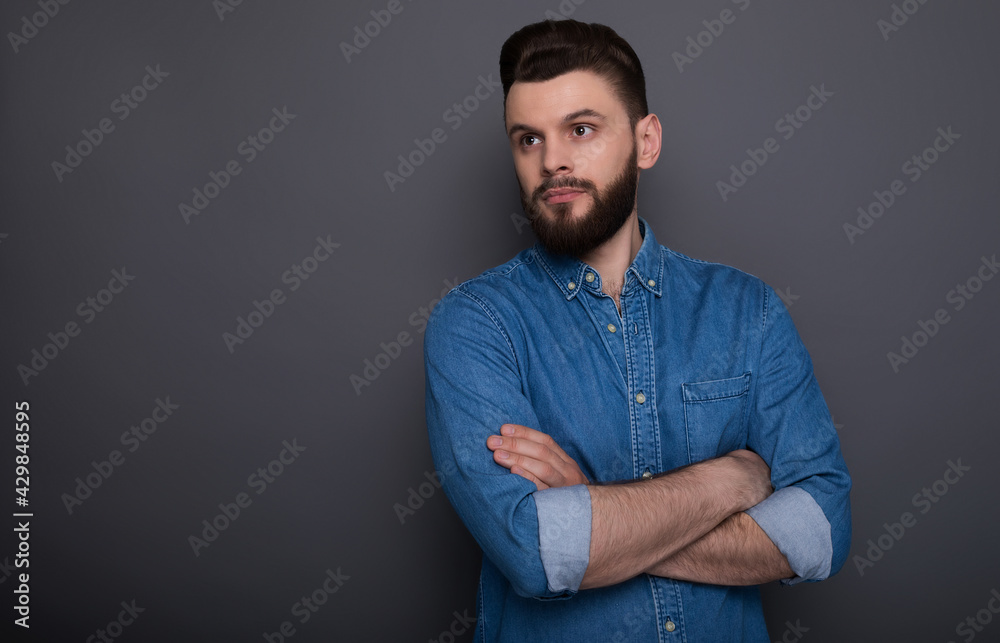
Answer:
[{"left": 424, "top": 219, "right": 851, "bottom": 643}]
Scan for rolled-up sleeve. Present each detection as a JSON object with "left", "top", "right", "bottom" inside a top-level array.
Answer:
[
  {"left": 534, "top": 485, "right": 592, "bottom": 593},
  {"left": 746, "top": 285, "right": 852, "bottom": 584},
  {"left": 425, "top": 287, "right": 586, "bottom": 599}
]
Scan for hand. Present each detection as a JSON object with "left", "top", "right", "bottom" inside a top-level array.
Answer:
[
  {"left": 486, "top": 424, "right": 590, "bottom": 490},
  {"left": 721, "top": 449, "right": 773, "bottom": 509}
]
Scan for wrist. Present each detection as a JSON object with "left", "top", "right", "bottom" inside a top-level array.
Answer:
[{"left": 710, "top": 455, "right": 758, "bottom": 514}]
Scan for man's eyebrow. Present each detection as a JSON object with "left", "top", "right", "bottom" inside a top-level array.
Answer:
[{"left": 507, "top": 108, "right": 608, "bottom": 139}]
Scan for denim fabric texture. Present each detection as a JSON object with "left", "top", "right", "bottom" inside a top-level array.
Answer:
[{"left": 424, "top": 219, "right": 851, "bottom": 643}]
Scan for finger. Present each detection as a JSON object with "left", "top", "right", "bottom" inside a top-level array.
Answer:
[
  {"left": 501, "top": 423, "right": 559, "bottom": 447},
  {"left": 492, "top": 448, "right": 515, "bottom": 469},
  {"left": 490, "top": 434, "right": 561, "bottom": 466},
  {"left": 510, "top": 465, "right": 549, "bottom": 491},
  {"left": 494, "top": 449, "right": 564, "bottom": 488},
  {"left": 501, "top": 424, "right": 576, "bottom": 466}
]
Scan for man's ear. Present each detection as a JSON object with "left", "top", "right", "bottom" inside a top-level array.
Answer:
[{"left": 635, "top": 113, "right": 662, "bottom": 170}]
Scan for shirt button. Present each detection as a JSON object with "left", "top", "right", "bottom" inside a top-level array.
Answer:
[
  {"left": 586, "top": 272, "right": 596, "bottom": 283},
  {"left": 665, "top": 620, "right": 676, "bottom": 632},
  {"left": 567, "top": 281, "right": 576, "bottom": 290},
  {"left": 607, "top": 323, "right": 617, "bottom": 333},
  {"left": 635, "top": 392, "right": 646, "bottom": 404},
  {"left": 642, "top": 470, "right": 652, "bottom": 480},
  {"left": 648, "top": 279, "right": 656, "bottom": 288}
]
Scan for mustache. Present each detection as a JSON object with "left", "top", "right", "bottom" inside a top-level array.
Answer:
[{"left": 532, "top": 177, "right": 596, "bottom": 201}]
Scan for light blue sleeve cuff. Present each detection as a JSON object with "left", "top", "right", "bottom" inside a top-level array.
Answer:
[
  {"left": 745, "top": 486, "right": 832, "bottom": 585},
  {"left": 533, "top": 484, "right": 592, "bottom": 594}
]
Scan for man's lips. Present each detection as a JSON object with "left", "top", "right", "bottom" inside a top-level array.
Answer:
[{"left": 542, "top": 188, "right": 587, "bottom": 204}]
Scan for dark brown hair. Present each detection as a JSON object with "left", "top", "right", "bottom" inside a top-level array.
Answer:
[{"left": 499, "top": 20, "right": 648, "bottom": 130}]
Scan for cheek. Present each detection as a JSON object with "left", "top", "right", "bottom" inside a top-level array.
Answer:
[
  {"left": 577, "top": 137, "right": 610, "bottom": 163},
  {"left": 513, "top": 161, "right": 539, "bottom": 193},
  {"left": 573, "top": 138, "right": 626, "bottom": 180}
]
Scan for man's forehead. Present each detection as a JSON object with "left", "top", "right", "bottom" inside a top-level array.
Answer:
[{"left": 505, "top": 70, "right": 626, "bottom": 128}]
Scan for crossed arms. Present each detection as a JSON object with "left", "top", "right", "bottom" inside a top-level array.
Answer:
[
  {"left": 424, "top": 282, "right": 851, "bottom": 599},
  {"left": 487, "top": 423, "right": 793, "bottom": 588}
]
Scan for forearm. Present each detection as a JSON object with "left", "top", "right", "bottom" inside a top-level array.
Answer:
[
  {"left": 580, "top": 456, "right": 759, "bottom": 589},
  {"left": 645, "top": 511, "right": 793, "bottom": 585}
]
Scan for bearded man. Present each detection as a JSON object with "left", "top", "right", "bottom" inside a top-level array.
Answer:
[{"left": 424, "top": 19, "right": 851, "bottom": 643}]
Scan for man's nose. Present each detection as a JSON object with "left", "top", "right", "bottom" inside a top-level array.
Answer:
[{"left": 541, "top": 138, "right": 574, "bottom": 176}]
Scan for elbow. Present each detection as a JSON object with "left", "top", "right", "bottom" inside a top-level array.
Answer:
[
  {"left": 457, "top": 488, "right": 584, "bottom": 601},
  {"left": 804, "top": 484, "right": 853, "bottom": 582},
  {"left": 749, "top": 485, "right": 847, "bottom": 584},
  {"left": 492, "top": 487, "right": 591, "bottom": 600},
  {"left": 491, "top": 551, "right": 576, "bottom": 601},
  {"left": 827, "top": 492, "right": 853, "bottom": 578}
]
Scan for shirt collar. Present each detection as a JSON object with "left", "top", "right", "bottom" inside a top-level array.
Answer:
[{"left": 533, "top": 217, "right": 664, "bottom": 300}]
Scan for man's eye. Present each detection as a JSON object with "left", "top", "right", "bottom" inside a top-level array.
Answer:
[
  {"left": 573, "top": 126, "right": 594, "bottom": 137},
  {"left": 521, "top": 135, "right": 539, "bottom": 146}
]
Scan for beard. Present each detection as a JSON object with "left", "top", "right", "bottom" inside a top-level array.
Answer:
[{"left": 519, "top": 145, "right": 639, "bottom": 257}]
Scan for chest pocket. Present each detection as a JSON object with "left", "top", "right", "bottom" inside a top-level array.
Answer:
[{"left": 682, "top": 372, "right": 751, "bottom": 464}]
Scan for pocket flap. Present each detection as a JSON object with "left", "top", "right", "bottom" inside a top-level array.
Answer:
[{"left": 682, "top": 372, "right": 751, "bottom": 402}]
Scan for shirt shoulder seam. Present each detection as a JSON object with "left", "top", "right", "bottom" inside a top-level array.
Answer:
[
  {"left": 462, "top": 251, "right": 537, "bottom": 285},
  {"left": 451, "top": 288, "right": 519, "bottom": 366},
  {"left": 660, "top": 245, "right": 763, "bottom": 282}
]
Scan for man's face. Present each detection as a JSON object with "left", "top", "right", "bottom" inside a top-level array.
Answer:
[{"left": 505, "top": 70, "right": 639, "bottom": 257}]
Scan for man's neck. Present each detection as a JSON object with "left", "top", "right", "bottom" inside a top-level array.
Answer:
[{"left": 579, "top": 212, "right": 643, "bottom": 311}]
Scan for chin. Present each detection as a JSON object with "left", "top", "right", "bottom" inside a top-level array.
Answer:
[{"left": 544, "top": 195, "right": 591, "bottom": 220}]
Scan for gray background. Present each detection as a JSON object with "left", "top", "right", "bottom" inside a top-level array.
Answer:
[{"left": 2, "top": 0, "right": 998, "bottom": 641}]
